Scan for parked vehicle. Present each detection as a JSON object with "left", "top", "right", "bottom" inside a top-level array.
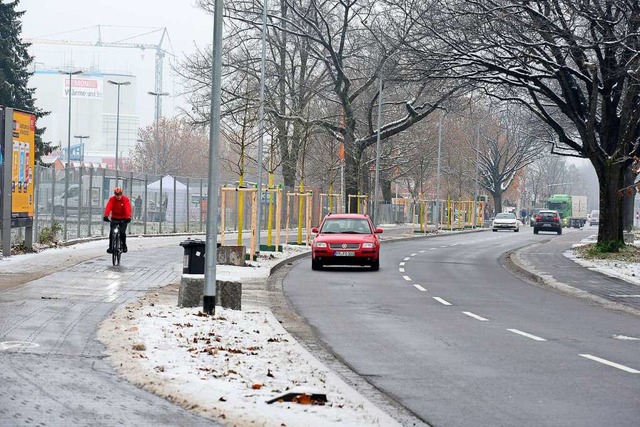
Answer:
[
  {"left": 546, "top": 194, "right": 588, "bottom": 227},
  {"left": 51, "top": 181, "right": 109, "bottom": 215},
  {"left": 533, "top": 210, "right": 563, "bottom": 235},
  {"left": 589, "top": 210, "right": 600, "bottom": 226},
  {"left": 492, "top": 212, "right": 520, "bottom": 232},
  {"left": 311, "top": 213, "right": 383, "bottom": 271}
]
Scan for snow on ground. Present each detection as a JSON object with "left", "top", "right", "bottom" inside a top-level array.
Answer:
[
  {"left": 98, "top": 245, "right": 401, "bottom": 427},
  {"left": 566, "top": 234, "right": 640, "bottom": 286}
]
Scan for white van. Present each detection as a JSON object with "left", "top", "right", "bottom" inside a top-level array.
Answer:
[{"left": 589, "top": 210, "right": 599, "bottom": 226}]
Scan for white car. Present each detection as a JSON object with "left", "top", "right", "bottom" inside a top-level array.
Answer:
[{"left": 492, "top": 212, "right": 520, "bottom": 232}]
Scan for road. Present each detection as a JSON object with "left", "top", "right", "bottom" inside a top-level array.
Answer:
[{"left": 281, "top": 229, "right": 640, "bottom": 427}]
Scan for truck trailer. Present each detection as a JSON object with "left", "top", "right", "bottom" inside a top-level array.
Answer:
[{"left": 546, "top": 194, "right": 588, "bottom": 228}]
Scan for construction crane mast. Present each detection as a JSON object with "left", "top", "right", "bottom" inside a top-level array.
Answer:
[{"left": 26, "top": 25, "right": 173, "bottom": 124}]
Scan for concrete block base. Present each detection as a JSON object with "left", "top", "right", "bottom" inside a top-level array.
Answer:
[
  {"left": 218, "top": 245, "right": 246, "bottom": 266},
  {"left": 178, "top": 274, "right": 242, "bottom": 310}
]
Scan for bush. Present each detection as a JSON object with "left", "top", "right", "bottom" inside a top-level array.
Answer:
[{"left": 39, "top": 221, "right": 62, "bottom": 245}]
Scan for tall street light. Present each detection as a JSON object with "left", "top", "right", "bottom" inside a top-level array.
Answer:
[
  {"left": 58, "top": 69, "right": 82, "bottom": 241},
  {"left": 148, "top": 91, "right": 169, "bottom": 175},
  {"left": 73, "top": 135, "right": 89, "bottom": 162},
  {"left": 108, "top": 80, "right": 131, "bottom": 178}
]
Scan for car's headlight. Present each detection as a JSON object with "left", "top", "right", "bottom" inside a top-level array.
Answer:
[
  {"left": 315, "top": 242, "right": 327, "bottom": 248},
  {"left": 362, "top": 242, "right": 374, "bottom": 248}
]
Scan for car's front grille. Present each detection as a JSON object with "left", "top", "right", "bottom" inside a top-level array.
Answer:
[{"left": 329, "top": 243, "right": 360, "bottom": 250}]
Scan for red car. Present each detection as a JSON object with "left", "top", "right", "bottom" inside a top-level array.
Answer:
[{"left": 311, "top": 213, "right": 383, "bottom": 271}]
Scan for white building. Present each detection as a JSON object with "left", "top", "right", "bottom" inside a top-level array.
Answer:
[{"left": 30, "top": 68, "right": 139, "bottom": 167}]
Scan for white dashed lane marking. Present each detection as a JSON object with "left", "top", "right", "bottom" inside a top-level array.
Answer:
[
  {"left": 579, "top": 354, "right": 640, "bottom": 374},
  {"left": 433, "top": 297, "right": 452, "bottom": 306},
  {"left": 403, "top": 275, "right": 412, "bottom": 281},
  {"left": 399, "top": 268, "right": 405, "bottom": 273},
  {"left": 462, "top": 311, "right": 489, "bottom": 321},
  {"left": 413, "top": 284, "right": 427, "bottom": 292},
  {"left": 403, "top": 257, "right": 411, "bottom": 261},
  {"left": 399, "top": 262, "right": 405, "bottom": 266},
  {"left": 507, "top": 329, "right": 547, "bottom": 342}
]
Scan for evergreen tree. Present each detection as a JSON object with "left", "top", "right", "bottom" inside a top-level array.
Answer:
[{"left": 0, "top": 0, "right": 51, "bottom": 160}]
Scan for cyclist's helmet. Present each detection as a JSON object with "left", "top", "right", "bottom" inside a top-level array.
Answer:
[{"left": 113, "top": 187, "right": 123, "bottom": 195}]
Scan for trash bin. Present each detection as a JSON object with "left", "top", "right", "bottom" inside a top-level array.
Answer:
[{"left": 180, "top": 239, "right": 206, "bottom": 274}]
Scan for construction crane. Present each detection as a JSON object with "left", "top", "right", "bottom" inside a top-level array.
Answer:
[{"left": 26, "top": 25, "right": 173, "bottom": 124}]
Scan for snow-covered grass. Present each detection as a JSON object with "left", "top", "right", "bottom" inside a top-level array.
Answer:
[{"left": 98, "top": 245, "right": 401, "bottom": 427}]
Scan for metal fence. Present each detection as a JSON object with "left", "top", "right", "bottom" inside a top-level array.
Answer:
[{"left": 11, "top": 164, "right": 483, "bottom": 247}]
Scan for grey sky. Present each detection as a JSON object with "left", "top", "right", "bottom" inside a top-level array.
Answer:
[{"left": 19, "top": 0, "right": 213, "bottom": 127}]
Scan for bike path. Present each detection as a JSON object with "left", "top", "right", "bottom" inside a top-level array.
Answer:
[
  {"left": 0, "top": 237, "right": 221, "bottom": 426},
  {"left": 512, "top": 228, "right": 640, "bottom": 317}
]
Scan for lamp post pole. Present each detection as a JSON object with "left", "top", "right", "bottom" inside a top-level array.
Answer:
[
  {"left": 435, "top": 111, "right": 444, "bottom": 230},
  {"left": 373, "top": 77, "right": 383, "bottom": 226},
  {"left": 147, "top": 91, "right": 169, "bottom": 175},
  {"left": 59, "top": 69, "right": 82, "bottom": 241},
  {"left": 108, "top": 80, "right": 130, "bottom": 181}
]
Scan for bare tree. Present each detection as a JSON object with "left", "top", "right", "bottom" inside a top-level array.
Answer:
[
  {"left": 134, "top": 118, "right": 210, "bottom": 177},
  {"left": 477, "top": 107, "right": 545, "bottom": 213},
  {"left": 414, "top": 0, "right": 640, "bottom": 247}
]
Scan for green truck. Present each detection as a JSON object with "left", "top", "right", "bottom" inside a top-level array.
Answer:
[{"left": 546, "top": 194, "right": 588, "bottom": 227}]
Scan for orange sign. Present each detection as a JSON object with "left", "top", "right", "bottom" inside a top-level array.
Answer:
[{"left": 11, "top": 110, "right": 35, "bottom": 217}]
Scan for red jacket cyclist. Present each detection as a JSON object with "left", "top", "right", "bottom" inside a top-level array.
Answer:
[{"left": 103, "top": 187, "right": 132, "bottom": 253}]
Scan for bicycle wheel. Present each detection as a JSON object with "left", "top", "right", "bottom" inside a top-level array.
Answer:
[{"left": 112, "top": 230, "right": 120, "bottom": 266}]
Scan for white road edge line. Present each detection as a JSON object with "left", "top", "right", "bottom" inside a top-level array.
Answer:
[
  {"left": 579, "top": 354, "right": 640, "bottom": 373},
  {"left": 462, "top": 311, "right": 489, "bottom": 321},
  {"left": 433, "top": 297, "right": 452, "bottom": 306},
  {"left": 413, "top": 284, "right": 427, "bottom": 292},
  {"left": 403, "top": 275, "right": 412, "bottom": 281},
  {"left": 507, "top": 329, "right": 547, "bottom": 341}
]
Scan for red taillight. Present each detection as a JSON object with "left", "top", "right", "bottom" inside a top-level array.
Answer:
[
  {"left": 535, "top": 215, "right": 542, "bottom": 221},
  {"left": 553, "top": 216, "right": 559, "bottom": 221}
]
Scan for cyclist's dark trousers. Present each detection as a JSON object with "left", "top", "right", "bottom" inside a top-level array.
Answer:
[{"left": 109, "top": 221, "right": 128, "bottom": 250}]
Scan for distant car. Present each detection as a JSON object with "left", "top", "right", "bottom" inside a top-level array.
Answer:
[
  {"left": 533, "top": 210, "right": 562, "bottom": 235},
  {"left": 589, "top": 210, "right": 600, "bottom": 226},
  {"left": 492, "top": 212, "right": 520, "bottom": 232},
  {"left": 311, "top": 213, "right": 383, "bottom": 271}
]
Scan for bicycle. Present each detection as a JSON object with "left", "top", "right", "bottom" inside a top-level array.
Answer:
[{"left": 109, "top": 219, "right": 127, "bottom": 266}]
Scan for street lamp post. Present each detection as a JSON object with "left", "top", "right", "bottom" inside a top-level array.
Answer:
[
  {"left": 373, "top": 77, "right": 383, "bottom": 226},
  {"left": 59, "top": 69, "right": 82, "bottom": 241},
  {"left": 147, "top": 91, "right": 169, "bottom": 175},
  {"left": 108, "top": 80, "right": 131, "bottom": 179},
  {"left": 73, "top": 135, "right": 89, "bottom": 161}
]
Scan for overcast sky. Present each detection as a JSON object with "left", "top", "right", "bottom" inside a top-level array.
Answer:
[{"left": 19, "top": 0, "right": 214, "bottom": 127}]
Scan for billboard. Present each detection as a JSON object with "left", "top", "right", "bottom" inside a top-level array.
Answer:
[
  {"left": 11, "top": 110, "right": 35, "bottom": 217},
  {"left": 62, "top": 77, "right": 104, "bottom": 100}
]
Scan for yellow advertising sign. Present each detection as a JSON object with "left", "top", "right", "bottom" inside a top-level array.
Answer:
[{"left": 11, "top": 110, "right": 35, "bottom": 217}]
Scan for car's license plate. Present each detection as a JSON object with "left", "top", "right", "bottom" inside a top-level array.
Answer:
[
  {"left": 543, "top": 224, "right": 551, "bottom": 227},
  {"left": 334, "top": 251, "right": 355, "bottom": 257}
]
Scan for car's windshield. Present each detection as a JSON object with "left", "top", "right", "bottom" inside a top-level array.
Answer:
[
  {"left": 321, "top": 219, "right": 372, "bottom": 233},
  {"left": 495, "top": 213, "right": 515, "bottom": 219}
]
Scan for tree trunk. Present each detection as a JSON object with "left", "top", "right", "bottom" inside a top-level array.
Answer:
[
  {"left": 382, "top": 179, "right": 392, "bottom": 203},
  {"left": 597, "top": 162, "right": 625, "bottom": 244},
  {"left": 490, "top": 191, "right": 502, "bottom": 215}
]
